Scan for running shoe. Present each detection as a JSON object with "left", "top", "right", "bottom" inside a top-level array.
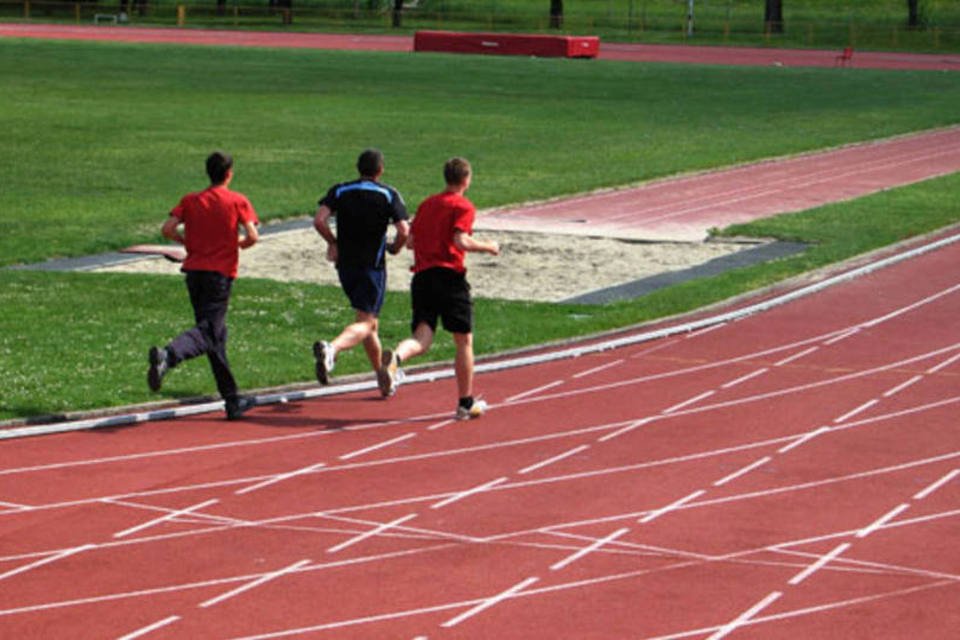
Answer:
[
  {"left": 456, "top": 398, "right": 488, "bottom": 421},
  {"left": 313, "top": 340, "right": 335, "bottom": 385},
  {"left": 147, "top": 346, "right": 168, "bottom": 392},
  {"left": 377, "top": 349, "right": 400, "bottom": 398},
  {"left": 225, "top": 396, "right": 256, "bottom": 421}
]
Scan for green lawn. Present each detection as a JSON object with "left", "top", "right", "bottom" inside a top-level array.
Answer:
[{"left": 1, "top": 37, "right": 959, "bottom": 421}]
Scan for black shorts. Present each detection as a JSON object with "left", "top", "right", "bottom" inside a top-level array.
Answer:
[
  {"left": 337, "top": 266, "right": 386, "bottom": 314},
  {"left": 410, "top": 267, "right": 473, "bottom": 334}
]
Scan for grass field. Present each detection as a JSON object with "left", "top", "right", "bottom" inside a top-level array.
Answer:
[{"left": 1, "top": 37, "right": 959, "bottom": 421}]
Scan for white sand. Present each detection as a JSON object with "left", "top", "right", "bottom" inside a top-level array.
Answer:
[{"left": 96, "top": 225, "right": 749, "bottom": 302}]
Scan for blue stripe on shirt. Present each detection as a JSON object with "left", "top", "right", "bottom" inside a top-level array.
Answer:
[{"left": 335, "top": 180, "right": 394, "bottom": 204}]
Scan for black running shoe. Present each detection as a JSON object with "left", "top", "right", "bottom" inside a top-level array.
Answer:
[{"left": 147, "top": 346, "right": 168, "bottom": 392}]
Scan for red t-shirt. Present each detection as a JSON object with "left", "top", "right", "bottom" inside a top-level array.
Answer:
[
  {"left": 411, "top": 191, "right": 475, "bottom": 274},
  {"left": 171, "top": 186, "right": 259, "bottom": 278}
]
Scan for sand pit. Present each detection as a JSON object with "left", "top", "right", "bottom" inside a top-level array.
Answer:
[{"left": 95, "top": 223, "right": 752, "bottom": 303}]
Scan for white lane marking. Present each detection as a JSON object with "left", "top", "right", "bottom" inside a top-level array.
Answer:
[
  {"left": 327, "top": 514, "right": 418, "bottom": 554},
  {"left": 572, "top": 359, "right": 625, "bottom": 379},
  {"left": 822, "top": 328, "right": 860, "bottom": 346},
  {"left": 505, "top": 380, "right": 565, "bottom": 403},
  {"left": 235, "top": 463, "right": 326, "bottom": 495},
  {"left": 597, "top": 417, "right": 654, "bottom": 443},
  {"left": 199, "top": 559, "right": 311, "bottom": 608},
  {"left": 913, "top": 469, "right": 959, "bottom": 501},
  {"left": 774, "top": 346, "right": 819, "bottom": 367},
  {"left": 663, "top": 391, "right": 715, "bottom": 414},
  {"left": 788, "top": 542, "right": 851, "bottom": 585},
  {"left": 639, "top": 490, "right": 706, "bottom": 524},
  {"left": 440, "top": 577, "right": 540, "bottom": 628},
  {"left": 777, "top": 427, "right": 831, "bottom": 454},
  {"left": 519, "top": 445, "right": 590, "bottom": 475},
  {"left": 856, "top": 503, "right": 910, "bottom": 538},
  {"left": 113, "top": 499, "right": 219, "bottom": 539},
  {"left": 721, "top": 368, "right": 769, "bottom": 389},
  {"left": 431, "top": 478, "right": 508, "bottom": 510},
  {"left": 116, "top": 615, "right": 181, "bottom": 640},
  {"left": 0, "top": 544, "right": 94, "bottom": 582},
  {"left": 833, "top": 399, "right": 879, "bottom": 424},
  {"left": 706, "top": 591, "right": 782, "bottom": 640},
  {"left": 550, "top": 528, "right": 630, "bottom": 571},
  {"left": 883, "top": 375, "right": 923, "bottom": 398},
  {"left": 926, "top": 350, "right": 960, "bottom": 374},
  {"left": 339, "top": 433, "right": 416, "bottom": 461},
  {"left": 713, "top": 457, "right": 772, "bottom": 487},
  {"left": 426, "top": 419, "right": 455, "bottom": 431}
]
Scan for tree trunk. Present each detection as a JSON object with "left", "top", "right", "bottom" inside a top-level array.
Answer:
[
  {"left": 907, "top": 0, "right": 920, "bottom": 28},
  {"left": 392, "top": 0, "right": 403, "bottom": 28},
  {"left": 764, "top": 0, "right": 784, "bottom": 34},
  {"left": 549, "top": 0, "right": 563, "bottom": 29}
]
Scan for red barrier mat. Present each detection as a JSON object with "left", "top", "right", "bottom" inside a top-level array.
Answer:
[{"left": 414, "top": 30, "right": 599, "bottom": 58}]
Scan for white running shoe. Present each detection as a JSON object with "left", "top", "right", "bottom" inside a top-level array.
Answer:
[
  {"left": 456, "top": 398, "right": 488, "bottom": 421},
  {"left": 377, "top": 349, "right": 400, "bottom": 397},
  {"left": 313, "top": 340, "right": 335, "bottom": 385}
]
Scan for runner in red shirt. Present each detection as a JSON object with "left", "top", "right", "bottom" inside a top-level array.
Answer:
[
  {"left": 378, "top": 157, "right": 500, "bottom": 419},
  {"left": 147, "top": 151, "right": 260, "bottom": 420}
]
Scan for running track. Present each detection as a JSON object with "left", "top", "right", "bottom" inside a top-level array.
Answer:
[
  {"left": 2, "top": 23, "right": 959, "bottom": 639},
  {"left": 1, "top": 230, "right": 959, "bottom": 638}
]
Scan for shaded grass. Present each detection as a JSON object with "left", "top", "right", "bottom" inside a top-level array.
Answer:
[{"left": 3, "top": 172, "right": 959, "bottom": 421}]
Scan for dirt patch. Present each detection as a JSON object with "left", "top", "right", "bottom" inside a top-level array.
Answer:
[{"left": 95, "top": 226, "right": 750, "bottom": 302}]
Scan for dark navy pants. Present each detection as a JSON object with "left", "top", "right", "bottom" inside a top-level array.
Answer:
[{"left": 166, "top": 270, "right": 238, "bottom": 402}]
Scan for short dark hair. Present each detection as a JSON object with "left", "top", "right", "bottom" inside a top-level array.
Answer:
[
  {"left": 444, "top": 157, "right": 471, "bottom": 186},
  {"left": 206, "top": 151, "right": 233, "bottom": 184},
  {"left": 357, "top": 148, "right": 384, "bottom": 178}
]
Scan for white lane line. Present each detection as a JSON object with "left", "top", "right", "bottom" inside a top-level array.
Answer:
[
  {"left": 235, "top": 463, "right": 326, "bottom": 495},
  {"left": 663, "top": 391, "right": 716, "bottom": 414},
  {"left": 713, "top": 457, "right": 772, "bottom": 487},
  {"left": 426, "top": 419, "right": 455, "bottom": 431},
  {"left": 777, "top": 426, "right": 831, "bottom": 454},
  {"left": 856, "top": 503, "right": 910, "bottom": 539},
  {"left": 833, "top": 399, "right": 879, "bottom": 424},
  {"left": 113, "top": 499, "right": 219, "bottom": 539},
  {"left": 0, "top": 500, "right": 30, "bottom": 510},
  {"left": 339, "top": 433, "right": 416, "bottom": 461},
  {"left": 116, "top": 615, "right": 181, "bottom": 640},
  {"left": 550, "top": 527, "right": 630, "bottom": 571},
  {"left": 883, "top": 375, "right": 924, "bottom": 398},
  {"left": 926, "top": 350, "right": 960, "bottom": 374},
  {"left": 721, "top": 368, "right": 769, "bottom": 389},
  {"left": 327, "top": 514, "right": 418, "bottom": 554},
  {"left": 639, "top": 490, "right": 705, "bottom": 524},
  {"left": 822, "top": 328, "right": 860, "bottom": 346},
  {"left": 597, "top": 417, "right": 654, "bottom": 443},
  {"left": 519, "top": 445, "right": 590, "bottom": 475},
  {"left": 774, "top": 346, "right": 820, "bottom": 367},
  {"left": 0, "top": 544, "right": 93, "bottom": 582},
  {"left": 440, "top": 577, "right": 539, "bottom": 628},
  {"left": 199, "top": 559, "right": 311, "bottom": 608},
  {"left": 913, "top": 469, "right": 959, "bottom": 501},
  {"left": 706, "top": 591, "right": 782, "bottom": 640},
  {"left": 505, "top": 380, "right": 565, "bottom": 403},
  {"left": 431, "top": 478, "right": 508, "bottom": 510},
  {"left": 788, "top": 542, "right": 851, "bottom": 585},
  {"left": 572, "top": 359, "right": 625, "bottom": 379},
  {"left": 687, "top": 323, "right": 728, "bottom": 338}
]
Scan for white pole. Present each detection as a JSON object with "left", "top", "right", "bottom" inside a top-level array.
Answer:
[{"left": 687, "top": 0, "right": 694, "bottom": 36}]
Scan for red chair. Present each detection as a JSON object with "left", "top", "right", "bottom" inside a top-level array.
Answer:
[{"left": 835, "top": 47, "right": 854, "bottom": 67}]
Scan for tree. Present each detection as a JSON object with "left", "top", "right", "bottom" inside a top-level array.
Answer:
[
  {"left": 550, "top": 0, "right": 563, "bottom": 29},
  {"left": 392, "top": 0, "right": 403, "bottom": 27},
  {"left": 907, "top": 0, "right": 921, "bottom": 28},
  {"left": 764, "top": 0, "right": 784, "bottom": 34}
]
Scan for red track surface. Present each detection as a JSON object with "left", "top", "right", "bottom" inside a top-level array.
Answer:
[
  {"left": 3, "top": 22, "right": 960, "bottom": 71},
  {"left": 479, "top": 127, "right": 960, "bottom": 240},
  {"left": 1, "top": 233, "right": 959, "bottom": 638}
]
